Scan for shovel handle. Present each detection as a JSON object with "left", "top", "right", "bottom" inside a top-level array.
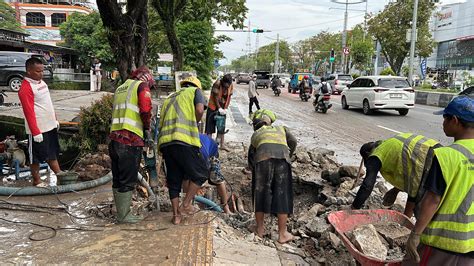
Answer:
[{"left": 351, "top": 158, "right": 365, "bottom": 190}]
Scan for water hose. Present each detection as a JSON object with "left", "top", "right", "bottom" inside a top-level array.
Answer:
[
  {"left": 195, "top": 195, "right": 223, "bottom": 212},
  {"left": 0, "top": 172, "right": 113, "bottom": 196},
  {"left": 137, "top": 172, "right": 159, "bottom": 212}
]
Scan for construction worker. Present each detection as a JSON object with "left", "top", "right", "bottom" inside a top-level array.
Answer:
[
  {"left": 352, "top": 133, "right": 441, "bottom": 218},
  {"left": 404, "top": 96, "right": 474, "bottom": 265},
  {"left": 18, "top": 57, "right": 63, "bottom": 187},
  {"left": 248, "top": 114, "right": 297, "bottom": 244},
  {"left": 183, "top": 133, "right": 232, "bottom": 214},
  {"left": 109, "top": 66, "right": 154, "bottom": 224},
  {"left": 205, "top": 74, "right": 233, "bottom": 151},
  {"left": 250, "top": 109, "right": 277, "bottom": 124},
  {"left": 158, "top": 76, "right": 208, "bottom": 225}
]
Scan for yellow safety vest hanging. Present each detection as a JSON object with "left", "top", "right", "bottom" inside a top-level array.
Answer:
[
  {"left": 110, "top": 79, "right": 144, "bottom": 138},
  {"left": 158, "top": 87, "right": 201, "bottom": 148},
  {"left": 371, "top": 133, "right": 439, "bottom": 198},
  {"left": 421, "top": 140, "right": 474, "bottom": 253}
]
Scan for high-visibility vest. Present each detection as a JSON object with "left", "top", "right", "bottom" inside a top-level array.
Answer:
[
  {"left": 251, "top": 109, "right": 277, "bottom": 123},
  {"left": 110, "top": 79, "right": 144, "bottom": 138},
  {"left": 251, "top": 125, "right": 289, "bottom": 163},
  {"left": 421, "top": 140, "right": 474, "bottom": 253},
  {"left": 158, "top": 87, "right": 201, "bottom": 148},
  {"left": 208, "top": 81, "right": 233, "bottom": 110},
  {"left": 371, "top": 133, "right": 440, "bottom": 198}
]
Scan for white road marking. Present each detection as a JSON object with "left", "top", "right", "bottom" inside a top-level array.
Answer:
[{"left": 377, "top": 125, "right": 402, "bottom": 134}]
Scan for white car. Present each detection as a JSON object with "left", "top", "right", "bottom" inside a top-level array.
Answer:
[{"left": 341, "top": 76, "right": 415, "bottom": 116}]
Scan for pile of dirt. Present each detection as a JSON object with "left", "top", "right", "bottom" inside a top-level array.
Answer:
[
  {"left": 208, "top": 142, "right": 403, "bottom": 265},
  {"left": 73, "top": 144, "right": 111, "bottom": 181}
]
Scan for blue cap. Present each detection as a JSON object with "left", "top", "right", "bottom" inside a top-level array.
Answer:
[{"left": 433, "top": 96, "right": 474, "bottom": 122}]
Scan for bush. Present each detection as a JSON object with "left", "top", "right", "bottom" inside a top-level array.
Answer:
[
  {"left": 48, "top": 82, "right": 89, "bottom": 90},
  {"left": 352, "top": 73, "right": 360, "bottom": 79},
  {"left": 380, "top": 67, "right": 396, "bottom": 76},
  {"left": 78, "top": 94, "right": 113, "bottom": 152}
]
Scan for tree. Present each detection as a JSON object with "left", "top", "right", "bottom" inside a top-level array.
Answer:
[
  {"left": 368, "top": 0, "right": 435, "bottom": 74},
  {"left": 96, "top": 0, "right": 148, "bottom": 81},
  {"left": 151, "top": 0, "right": 247, "bottom": 71},
  {"left": 0, "top": 0, "right": 24, "bottom": 32},
  {"left": 59, "top": 12, "right": 114, "bottom": 69},
  {"left": 256, "top": 41, "right": 292, "bottom": 72},
  {"left": 351, "top": 40, "right": 374, "bottom": 73},
  {"left": 230, "top": 55, "right": 256, "bottom": 73},
  {"left": 177, "top": 20, "right": 215, "bottom": 89}
]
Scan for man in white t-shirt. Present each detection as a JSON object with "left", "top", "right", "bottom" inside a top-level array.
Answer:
[{"left": 18, "top": 57, "right": 62, "bottom": 187}]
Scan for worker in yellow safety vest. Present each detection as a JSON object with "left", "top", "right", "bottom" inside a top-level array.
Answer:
[
  {"left": 352, "top": 133, "right": 441, "bottom": 218},
  {"left": 404, "top": 96, "right": 474, "bottom": 265},
  {"left": 248, "top": 114, "right": 297, "bottom": 244},
  {"left": 250, "top": 109, "right": 277, "bottom": 124},
  {"left": 109, "top": 66, "right": 154, "bottom": 224},
  {"left": 158, "top": 76, "right": 209, "bottom": 225}
]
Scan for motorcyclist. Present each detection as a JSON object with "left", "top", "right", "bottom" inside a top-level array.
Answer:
[
  {"left": 271, "top": 75, "right": 282, "bottom": 93},
  {"left": 299, "top": 75, "right": 312, "bottom": 98},
  {"left": 313, "top": 77, "right": 331, "bottom": 106}
]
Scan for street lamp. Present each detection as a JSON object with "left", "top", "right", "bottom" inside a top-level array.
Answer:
[{"left": 331, "top": 0, "right": 367, "bottom": 74}]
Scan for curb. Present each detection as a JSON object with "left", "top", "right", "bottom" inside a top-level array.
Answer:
[{"left": 415, "top": 91, "right": 456, "bottom": 108}]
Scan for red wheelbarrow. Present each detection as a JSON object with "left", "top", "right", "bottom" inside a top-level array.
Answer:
[{"left": 328, "top": 209, "right": 414, "bottom": 266}]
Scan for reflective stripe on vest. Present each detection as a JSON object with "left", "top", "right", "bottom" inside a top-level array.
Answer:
[
  {"left": 421, "top": 141, "right": 474, "bottom": 253},
  {"left": 158, "top": 87, "right": 200, "bottom": 148},
  {"left": 251, "top": 126, "right": 288, "bottom": 149},
  {"left": 252, "top": 109, "right": 277, "bottom": 123},
  {"left": 110, "top": 79, "right": 144, "bottom": 138},
  {"left": 371, "top": 133, "right": 439, "bottom": 197}
]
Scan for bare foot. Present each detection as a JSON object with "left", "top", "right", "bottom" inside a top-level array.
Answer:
[
  {"left": 278, "top": 231, "right": 295, "bottom": 244},
  {"left": 256, "top": 227, "right": 265, "bottom": 238},
  {"left": 219, "top": 146, "right": 230, "bottom": 152},
  {"left": 172, "top": 215, "right": 181, "bottom": 225},
  {"left": 223, "top": 205, "right": 232, "bottom": 214},
  {"left": 179, "top": 205, "right": 198, "bottom": 216}
]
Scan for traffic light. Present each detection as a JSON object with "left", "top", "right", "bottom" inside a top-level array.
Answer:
[
  {"left": 252, "top": 29, "right": 264, "bottom": 33},
  {"left": 330, "top": 49, "right": 335, "bottom": 62}
]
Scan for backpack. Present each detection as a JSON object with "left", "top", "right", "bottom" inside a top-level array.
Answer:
[{"left": 321, "top": 82, "right": 330, "bottom": 94}]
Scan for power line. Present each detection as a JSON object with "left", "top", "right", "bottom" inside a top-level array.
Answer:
[{"left": 269, "top": 14, "right": 365, "bottom": 32}]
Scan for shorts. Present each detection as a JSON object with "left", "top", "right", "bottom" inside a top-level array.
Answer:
[
  {"left": 161, "top": 144, "right": 209, "bottom": 199},
  {"left": 29, "top": 128, "right": 60, "bottom": 164},
  {"left": 252, "top": 158, "right": 293, "bottom": 215},
  {"left": 205, "top": 110, "right": 227, "bottom": 135}
]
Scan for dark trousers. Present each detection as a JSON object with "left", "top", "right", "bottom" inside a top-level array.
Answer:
[
  {"left": 109, "top": 140, "right": 142, "bottom": 192},
  {"left": 249, "top": 97, "right": 260, "bottom": 114}
]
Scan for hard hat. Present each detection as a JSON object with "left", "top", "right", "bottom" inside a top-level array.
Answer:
[
  {"left": 304, "top": 75, "right": 309, "bottom": 79},
  {"left": 180, "top": 76, "right": 202, "bottom": 89}
]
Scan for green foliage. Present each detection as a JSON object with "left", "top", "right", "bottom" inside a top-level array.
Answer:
[
  {"left": 0, "top": 0, "right": 24, "bottom": 32},
  {"left": 380, "top": 67, "right": 396, "bottom": 76},
  {"left": 59, "top": 12, "right": 114, "bottom": 69},
  {"left": 351, "top": 40, "right": 374, "bottom": 72},
  {"left": 368, "top": 0, "right": 435, "bottom": 74},
  {"left": 177, "top": 20, "right": 214, "bottom": 90},
  {"left": 352, "top": 73, "right": 360, "bottom": 79},
  {"left": 402, "top": 65, "right": 410, "bottom": 77},
  {"left": 78, "top": 94, "right": 114, "bottom": 152},
  {"left": 293, "top": 31, "right": 341, "bottom": 74},
  {"left": 230, "top": 55, "right": 256, "bottom": 73},
  {"left": 147, "top": 6, "right": 171, "bottom": 67},
  {"left": 48, "top": 82, "right": 89, "bottom": 91},
  {"left": 255, "top": 41, "right": 292, "bottom": 72}
]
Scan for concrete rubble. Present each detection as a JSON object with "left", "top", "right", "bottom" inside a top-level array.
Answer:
[{"left": 351, "top": 224, "right": 388, "bottom": 261}]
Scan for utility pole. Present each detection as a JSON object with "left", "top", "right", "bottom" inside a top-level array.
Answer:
[
  {"left": 245, "top": 20, "right": 251, "bottom": 59},
  {"left": 363, "top": 0, "right": 368, "bottom": 40},
  {"left": 274, "top": 34, "right": 280, "bottom": 73},
  {"left": 255, "top": 32, "right": 260, "bottom": 70},
  {"left": 408, "top": 0, "right": 419, "bottom": 86}
]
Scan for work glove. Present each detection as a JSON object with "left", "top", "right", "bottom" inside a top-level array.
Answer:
[
  {"left": 33, "top": 134, "right": 43, "bottom": 143},
  {"left": 218, "top": 108, "right": 225, "bottom": 115},
  {"left": 406, "top": 231, "right": 421, "bottom": 263},
  {"left": 144, "top": 130, "right": 153, "bottom": 148},
  {"left": 56, "top": 121, "right": 60, "bottom": 131}
]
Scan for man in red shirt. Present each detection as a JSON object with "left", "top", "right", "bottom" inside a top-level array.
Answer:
[
  {"left": 18, "top": 57, "right": 62, "bottom": 187},
  {"left": 109, "top": 66, "right": 154, "bottom": 223}
]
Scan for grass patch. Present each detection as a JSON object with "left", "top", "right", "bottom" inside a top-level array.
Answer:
[
  {"left": 49, "top": 81, "right": 89, "bottom": 91},
  {"left": 415, "top": 86, "right": 458, "bottom": 94}
]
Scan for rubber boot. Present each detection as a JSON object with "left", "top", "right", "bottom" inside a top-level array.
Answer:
[{"left": 114, "top": 190, "right": 143, "bottom": 224}]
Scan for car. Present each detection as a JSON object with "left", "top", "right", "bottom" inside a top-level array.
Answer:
[
  {"left": 327, "top": 73, "right": 353, "bottom": 94},
  {"left": 288, "top": 73, "right": 312, "bottom": 93},
  {"left": 254, "top": 70, "right": 271, "bottom": 88},
  {"left": 236, "top": 73, "right": 251, "bottom": 84},
  {"left": 271, "top": 73, "right": 290, "bottom": 87},
  {"left": 0, "top": 51, "right": 53, "bottom": 91},
  {"left": 341, "top": 76, "right": 415, "bottom": 116},
  {"left": 459, "top": 86, "right": 474, "bottom": 97}
]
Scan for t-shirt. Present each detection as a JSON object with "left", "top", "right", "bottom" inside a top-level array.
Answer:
[{"left": 199, "top": 133, "right": 219, "bottom": 167}]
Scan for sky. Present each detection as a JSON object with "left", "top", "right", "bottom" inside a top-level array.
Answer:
[{"left": 216, "top": 0, "right": 464, "bottom": 65}]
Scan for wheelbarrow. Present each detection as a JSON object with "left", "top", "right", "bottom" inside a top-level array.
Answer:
[{"left": 328, "top": 209, "right": 414, "bottom": 266}]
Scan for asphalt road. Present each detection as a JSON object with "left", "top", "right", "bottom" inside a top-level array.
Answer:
[{"left": 228, "top": 83, "right": 451, "bottom": 166}]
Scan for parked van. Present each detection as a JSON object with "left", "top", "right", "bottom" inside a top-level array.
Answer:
[{"left": 0, "top": 52, "right": 53, "bottom": 91}]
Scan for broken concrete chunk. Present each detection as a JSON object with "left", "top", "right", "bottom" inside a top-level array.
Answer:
[
  {"left": 352, "top": 224, "right": 388, "bottom": 261},
  {"left": 296, "top": 150, "right": 312, "bottom": 164},
  {"left": 338, "top": 165, "right": 365, "bottom": 179},
  {"left": 321, "top": 170, "right": 342, "bottom": 186},
  {"left": 305, "top": 217, "right": 332, "bottom": 237},
  {"left": 374, "top": 222, "right": 411, "bottom": 248},
  {"left": 309, "top": 148, "right": 335, "bottom": 159},
  {"left": 299, "top": 175, "right": 325, "bottom": 188},
  {"left": 328, "top": 232, "right": 341, "bottom": 248},
  {"left": 335, "top": 180, "right": 355, "bottom": 197},
  {"left": 297, "top": 203, "right": 325, "bottom": 224}
]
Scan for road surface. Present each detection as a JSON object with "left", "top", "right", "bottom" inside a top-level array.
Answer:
[{"left": 226, "top": 83, "right": 450, "bottom": 166}]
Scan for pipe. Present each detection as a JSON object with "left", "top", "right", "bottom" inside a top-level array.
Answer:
[
  {"left": 137, "top": 172, "right": 159, "bottom": 212},
  {"left": 194, "top": 195, "right": 223, "bottom": 213},
  {"left": 0, "top": 172, "right": 113, "bottom": 196}
]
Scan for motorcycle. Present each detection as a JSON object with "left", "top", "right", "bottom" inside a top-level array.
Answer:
[
  {"left": 272, "top": 86, "right": 281, "bottom": 96},
  {"left": 299, "top": 87, "right": 312, "bottom": 102},
  {"left": 314, "top": 93, "right": 332, "bottom": 113}
]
